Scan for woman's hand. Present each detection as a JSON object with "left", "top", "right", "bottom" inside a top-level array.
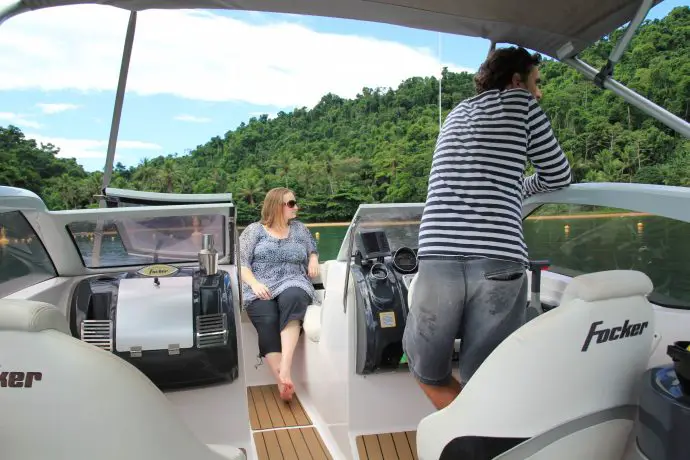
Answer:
[
  {"left": 251, "top": 282, "right": 271, "bottom": 300},
  {"left": 308, "top": 254, "right": 320, "bottom": 279}
]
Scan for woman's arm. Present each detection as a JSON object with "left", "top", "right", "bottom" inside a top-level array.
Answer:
[
  {"left": 297, "top": 221, "right": 320, "bottom": 279},
  {"left": 239, "top": 223, "right": 271, "bottom": 299},
  {"left": 240, "top": 265, "right": 260, "bottom": 288}
]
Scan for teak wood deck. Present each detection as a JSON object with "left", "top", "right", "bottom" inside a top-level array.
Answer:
[
  {"left": 253, "top": 427, "right": 332, "bottom": 460},
  {"left": 355, "top": 431, "right": 418, "bottom": 460},
  {"left": 248, "top": 384, "right": 332, "bottom": 460},
  {"left": 247, "top": 384, "right": 312, "bottom": 430}
]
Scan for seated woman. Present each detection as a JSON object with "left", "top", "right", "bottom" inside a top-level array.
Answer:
[{"left": 239, "top": 187, "right": 320, "bottom": 401}]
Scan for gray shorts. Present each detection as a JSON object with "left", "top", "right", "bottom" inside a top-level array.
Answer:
[{"left": 402, "top": 257, "right": 528, "bottom": 386}]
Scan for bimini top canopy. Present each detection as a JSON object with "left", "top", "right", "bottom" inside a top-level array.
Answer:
[{"left": 1, "top": 0, "right": 664, "bottom": 59}]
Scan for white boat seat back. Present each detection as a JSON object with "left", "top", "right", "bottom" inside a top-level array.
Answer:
[
  {"left": 303, "top": 260, "right": 334, "bottom": 343},
  {"left": 0, "top": 299, "right": 244, "bottom": 460},
  {"left": 416, "top": 270, "right": 654, "bottom": 460}
]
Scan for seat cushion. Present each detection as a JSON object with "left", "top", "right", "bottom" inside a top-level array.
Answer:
[
  {"left": 0, "top": 299, "right": 70, "bottom": 335},
  {"left": 303, "top": 304, "right": 322, "bottom": 342},
  {"left": 0, "top": 302, "right": 247, "bottom": 460},
  {"left": 560, "top": 269, "right": 653, "bottom": 305}
]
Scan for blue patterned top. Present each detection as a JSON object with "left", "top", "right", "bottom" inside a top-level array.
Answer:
[{"left": 239, "top": 220, "right": 319, "bottom": 305}]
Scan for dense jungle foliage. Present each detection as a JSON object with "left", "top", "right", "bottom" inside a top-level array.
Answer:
[{"left": 1, "top": 7, "right": 689, "bottom": 224}]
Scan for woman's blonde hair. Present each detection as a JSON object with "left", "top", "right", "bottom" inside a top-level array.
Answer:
[{"left": 261, "top": 187, "right": 294, "bottom": 227}]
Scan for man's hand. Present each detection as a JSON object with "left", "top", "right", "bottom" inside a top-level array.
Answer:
[{"left": 250, "top": 282, "right": 271, "bottom": 300}]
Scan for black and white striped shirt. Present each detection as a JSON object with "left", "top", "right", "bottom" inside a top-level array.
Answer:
[{"left": 418, "top": 88, "right": 572, "bottom": 266}]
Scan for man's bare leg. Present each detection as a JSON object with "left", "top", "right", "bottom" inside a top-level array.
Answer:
[
  {"left": 278, "top": 320, "right": 301, "bottom": 401},
  {"left": 418, "top": 376, "right": 463, "bottom": 410}
]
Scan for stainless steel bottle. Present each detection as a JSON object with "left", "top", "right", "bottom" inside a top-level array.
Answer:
[{"left": 198, "top": 233, "right": 218, "bottom": 276}]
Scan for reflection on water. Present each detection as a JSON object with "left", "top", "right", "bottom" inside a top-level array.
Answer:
[
  {"left": 311, "top": 215, "right": 690, "bottom": 308},
  {"left": 0, "top": 211, "right": 57, "bottom": 296},
  {"left": 524, "top": 215, "right": 690, "bottom": 308},
  {"left": 67, "top": 214, "right": 226, "bottom": 268},
  {"left": 71, "top": 214, "right": 690, "bottom": 309},
  {"left": 74, "top": 236, "right": 153, "bottom": 267}
]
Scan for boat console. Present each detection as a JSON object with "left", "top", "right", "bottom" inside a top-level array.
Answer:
[
  {"left": 68, "top": 235, "right": 239, "bottom": 390},
  {"left": 352, "top": 228, "right": 415, "bottom": 374},
  {"left": 350, "top": 224, "right": 557, "bottom": 375}
]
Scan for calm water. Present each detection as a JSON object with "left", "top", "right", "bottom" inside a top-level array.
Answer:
[
  {"left": 75, "top": 215, "right": 690, "bottom": 308},
  {"left": 307, "top": 216, "right": 690, "bottom": 308}
]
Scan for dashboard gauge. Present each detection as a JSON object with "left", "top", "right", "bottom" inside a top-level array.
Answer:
[{"left": 392, "top": 247, "right": 418, "bottom": 273}]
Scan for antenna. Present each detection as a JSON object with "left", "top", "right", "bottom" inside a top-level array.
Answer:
[{"left": 438, "top": 32, "right": 442, "bottom": 132}]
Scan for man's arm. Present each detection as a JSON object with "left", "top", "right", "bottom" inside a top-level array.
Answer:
[{"left": 522, "top": 97, "right": 572, "bottom": 199}]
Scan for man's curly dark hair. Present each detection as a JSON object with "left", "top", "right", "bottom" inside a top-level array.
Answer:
[{"left": 474, "top": 46, "right": 542, "bottom": 94}]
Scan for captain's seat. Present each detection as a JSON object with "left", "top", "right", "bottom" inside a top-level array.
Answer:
[
  {"left": 0, "top": 299, "right": 245, "bottom": 460},
  {"left": 414, "top": 270, "right": 655, "bottom": 460}
]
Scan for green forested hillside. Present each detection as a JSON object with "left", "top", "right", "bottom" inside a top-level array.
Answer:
[{"left": 1, "top": 7, "right": 688, "bottom": 224}]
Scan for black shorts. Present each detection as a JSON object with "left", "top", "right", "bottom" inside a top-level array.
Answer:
[{"left": 246, "top": 286, "right": 311, "bottom": 356}]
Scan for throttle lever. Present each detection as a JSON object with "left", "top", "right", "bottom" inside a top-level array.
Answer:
[{"left": 527, "top": 259, "right": 550, "bottom": 317}]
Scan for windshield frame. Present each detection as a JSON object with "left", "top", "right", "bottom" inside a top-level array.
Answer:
[
  {"left": 42, "top": 202, "right": 234, "bottom": 274},
  {"left": 0, "top": 209, "right": 58, "bottom": 297}
]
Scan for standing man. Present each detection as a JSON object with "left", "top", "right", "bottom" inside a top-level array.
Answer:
[{"left": 402, "top": 46, "right": 572, "bottom": 410}]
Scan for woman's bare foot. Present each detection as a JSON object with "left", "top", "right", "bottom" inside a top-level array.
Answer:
[
  {"left": 277, "top": 382, "right": 291, "bottom": 401},
  {"left": 279, "top": 371, "right": 294, "bottom": 401}
]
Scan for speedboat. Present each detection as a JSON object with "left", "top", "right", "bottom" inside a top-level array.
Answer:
[{"left": 1, "top": 1, "right": 690, "bottom": 459}]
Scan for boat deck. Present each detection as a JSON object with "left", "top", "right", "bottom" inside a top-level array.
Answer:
[
  {"left": 355, "top": 432, "right": 418, "bottom": 460},
  {"left": 248, "top": 384, "right": 311, "bottom": 430},
  {"left": 254, "top": 427, "right": 332, "bottom": 460},
  {"left": 248, "top": 384, "right": 332, "bottom": 460}
]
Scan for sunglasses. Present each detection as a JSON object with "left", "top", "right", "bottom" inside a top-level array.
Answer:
[{"left": 284, "top": 200, "right": 297, "bottom": 209}]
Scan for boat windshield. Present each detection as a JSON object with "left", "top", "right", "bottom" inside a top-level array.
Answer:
[
  {"left": 66, "top": 213, "right": 227, "bottom": 268},
  {"left": 339, "top": 204, "right": 424, "bottom": 260}
]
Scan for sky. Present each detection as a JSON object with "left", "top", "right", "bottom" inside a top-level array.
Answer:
[{"left": 0, "top": 0, "right": 687, "bottom": 172}]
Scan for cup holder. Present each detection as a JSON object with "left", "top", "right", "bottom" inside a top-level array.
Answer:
[
  {"left": 369, "top": 262, "right": 389, "bottom": 281},
  {"left": 667, "top": 341, "right": 690, "bottom": 395}
]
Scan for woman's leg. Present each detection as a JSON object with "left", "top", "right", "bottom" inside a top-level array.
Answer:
[
  {"left": 276, "top": 287, "right": 311, "bottom": 400},
  {"left": 245, "top": 299, "right": 284, "bottom": 391}
]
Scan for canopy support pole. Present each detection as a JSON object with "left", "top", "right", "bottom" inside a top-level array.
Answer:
[
  {"left": 0, "top": 1, "right": 28, "bottom": 27},
  {"left": 563, "top": 56, "right": 690, "bottom": 138},
  {"left": 92, "top": 11, "right": 137, "bottom": 266},
  {"left": 487, "top": 40, "right": 496, "bottom": 57},
  {"left": 593, "top": 0, "right": 654, "bottom": 87},
  {"left": 102, "top": 11, "right": 137, "bottom": 191}
]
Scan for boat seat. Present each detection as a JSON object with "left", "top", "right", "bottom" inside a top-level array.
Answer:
[
  {"left": 303, "top": 260, "right": 333, "bottom": 343},
  {"left": 415, "top": 270, "right": 655, "bottom": 460},
  {"left": 0, "top": 299, "right": 245, "bottom": 460}
]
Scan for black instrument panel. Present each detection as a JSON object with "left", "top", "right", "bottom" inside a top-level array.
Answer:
[{"left": 392, "top": 247, "right": 418, "bottom": 273}]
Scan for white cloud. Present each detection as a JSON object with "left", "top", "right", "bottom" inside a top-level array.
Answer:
[
  {"left": 0, "top": 111, "right": 42, "bottom": 129},
  {"left": 36, "top": 103, "right": 80, "bottom": 114},
  {"left": 0, "top": 5, "right": 473, "bottom": 109},
  {"left": 174, "top": 114, "right": 211, "bottom": 123},
  {"left": 23, "top": 132, "right": 162, "bottom": 159}
]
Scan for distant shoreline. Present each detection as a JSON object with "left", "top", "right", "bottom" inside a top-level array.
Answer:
[
  {"left": 65, "top": 211, "right": 652, "bottom": 238},
  {"left": 241, "top": 211, "right": 652, "bottom": 230}
]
